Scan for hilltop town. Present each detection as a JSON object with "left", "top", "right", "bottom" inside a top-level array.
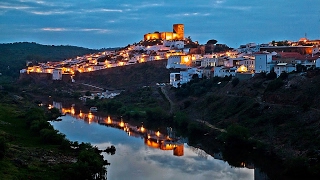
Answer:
[
  {"left": 19, "top": 24, "right": 320, "bottom": 89},
  {"left": 2, "top": 24, "right": 320, "bottom": 179}
]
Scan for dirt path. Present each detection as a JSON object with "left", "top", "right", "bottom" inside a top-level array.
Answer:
[
  {"left": 160, "top": 86, "right": 174, "bottom": 114},
  {"left": 196, "top": 119, "right": 226, "bottom": 133},
  {"left": 160, "top": 86, "right": 226, "bottom": 132}
]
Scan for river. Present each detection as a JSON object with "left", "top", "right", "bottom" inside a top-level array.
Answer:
[{"left": 49, "top": 102, "right": 256, "bottom": 180}]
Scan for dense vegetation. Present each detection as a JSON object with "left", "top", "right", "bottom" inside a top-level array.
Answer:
[
  {"left": 0, "top": 84, "right": 108, "bottom": 179},
  {"left": 175, "top": 71, "right": 320, "bottom": 179},
  {"left": 0, "top": 42, "right": 98, "bottom": 77}
]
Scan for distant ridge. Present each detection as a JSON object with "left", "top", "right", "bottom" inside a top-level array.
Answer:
[{"left": 0, "top": 42, "right": 102, "bottom": 77}]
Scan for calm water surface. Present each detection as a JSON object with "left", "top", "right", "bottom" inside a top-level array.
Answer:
[{"left": 50, "top": 112, "right": 254, "bottom": 180}]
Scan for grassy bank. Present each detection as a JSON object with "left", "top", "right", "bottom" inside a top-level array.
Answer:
[{"left": 0, "top": 89, "right": 108, "bottom": 179}]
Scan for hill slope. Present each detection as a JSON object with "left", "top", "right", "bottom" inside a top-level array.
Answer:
[{"left": 0, "top": 42, "right": 98, "bottom": 77}]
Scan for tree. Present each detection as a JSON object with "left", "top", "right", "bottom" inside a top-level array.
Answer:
[
  {"left": 266, "top": 71, "right": 277, "bottom": 80},
  {"left": 85, "top": 91, "right": 91, "bottom": 96},
  {"left": 206, "top": 39, "right": 218, "bottom": 45}
]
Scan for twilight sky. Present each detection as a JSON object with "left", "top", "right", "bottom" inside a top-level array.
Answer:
[{"left": 0, "top": 0, "right": 319, "bottom": 49}]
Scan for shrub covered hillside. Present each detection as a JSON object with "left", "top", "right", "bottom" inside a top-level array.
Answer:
[
  {"left": 173, "top": 70, "right": 320, "bottom": 178},
  {"left": 0, "top": 42, "right": 99, "bottom": 77}
]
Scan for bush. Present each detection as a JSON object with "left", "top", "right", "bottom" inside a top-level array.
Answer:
[
  {"left": 0, "top": 137, "right": 8, "bottom": 160},
  {"left": 39, "top": 129, "right": 65, "bottom": 144},
  {"left": 231, "top": 78, "right": 240, "bottom": 87},
  {"left": 279, "top": 71, "right": 288, "bottom": 80},
  {"left": 25, "top": 108, "right": 46, "bottom": 127},
  {"left": 183, "top": 100, "right": 191, "bottom": 109},
  {"left": 224, "top": 124, "right": 249, "bottom": 143},
  {"left": 266, "top": 71, "right": 277, "bottom": 80},
  {"left": 265, "top": 79, "right": 283, "bottom": 92},
  {"left": 173, "top": 112, "right": 189, "bottom": 131}
]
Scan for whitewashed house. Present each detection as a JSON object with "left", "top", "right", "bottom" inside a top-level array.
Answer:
[
  {"left": 213, "top": 66, "right": 236, "bottom": 77},
  {"left": 254, "top": 53, "right": 273, "bottom": 73},
  {"left": 201, "top": 58, "right": 218, "bottom": 67},
  {"left": 169, "top": 68, "right": 202, "bottom": 88},
  {"left": 166, "top": 55, "right": 191, "bottom": 69},
  {"left": 316, "top": 57, "right": 320, "bottom": 68},
  {"left": 52, "top": 69, "right": 62, "bottom": 80},
  {"left": 163, "top": 40, "right": 184, "bottom": 49},
  {"left": 274, "top": 63, "right": 296, "bottom": 77}
]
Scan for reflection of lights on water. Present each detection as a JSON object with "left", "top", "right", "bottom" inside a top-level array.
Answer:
[
  {"left": 106, "top": 116, "right": 112, "bottom": 124},
  {"left": 71, "top": 107, "right": 75, "bottom": 115},
  {"left": 140, "top": 125, "right": 145, "bottom": 132},
  {"left": 88, "top": 113, "right": 93, "bottom": 124},
  {"left": 88, "top": 113, "right": 93, "bottom": 119},
  {"left": 50, "top": 104, "right": 186, "bottom": 156},
  {"left": 119, "top": 121, "right": 124, "bottom": 128}
]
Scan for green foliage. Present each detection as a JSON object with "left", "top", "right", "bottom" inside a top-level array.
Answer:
[
  {"left": 62, "top": 143, "right": 107, "bottom": 180},
  {"left": 173, "top": 112, "right": 189, "bottom": 131},
  {"left": 25, "top": 108, "right": 47, "bottom": 126},
  {"left": 145, "top": 107, "right": 168, "bottom": 121},
  {"left": 175, "top": 76, "right": 229, "bottom": 98},
  {"left": 266, "top": 71, "right": 277, "bottom": 80},
  {"left": 71, "top": 91, "right": 82, "bottom": 99},
  {"left": 85, "top": 91, "right": 91, "bottom": 96},
  {"left": 39, "top": 129, "right": 66, "bottom": 144},
  {"left": 46, "top": 107, "right": 61, "bottom": 120},
  {"left": 30, "top": 119, "right": 52, "bottom": 133},
  {"left": 265, "top": 79, "right": 283, "bottom": 92},
  {"left": 0, "top": 138, "right": 8, "bottom": 160},
  {"left": 222, "top": 124, "right": 250, "bottom": 145}
]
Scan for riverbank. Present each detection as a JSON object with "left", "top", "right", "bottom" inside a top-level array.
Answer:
[{"left": 0, "top": 89, "right": 108, "bottom": 179}]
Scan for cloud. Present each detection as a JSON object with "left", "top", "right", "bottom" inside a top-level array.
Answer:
[
  {"left": 84, "top": 8, "right": 123, "bottom": 13},
  {"left": 0, "top": 4, "right": 32, "bottom": 10},
  {"left": 30, "top": 10, "right": 72, "bottom": 15},
  {"left": 40, "top": 27, "right": 111, "bottom": 34},
  {"left": 224, "top": 6, "right": 252, "bottom": 11},
  {"left": 41, "top": 27, "right": 68, "bottom": 31},
  {"left": 167, "top": 12, "right": 211, "bottom": 18}
]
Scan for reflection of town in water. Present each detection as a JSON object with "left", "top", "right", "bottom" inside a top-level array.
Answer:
[{"left": 49, "top": 102, "right": 184, "bottom": 156}]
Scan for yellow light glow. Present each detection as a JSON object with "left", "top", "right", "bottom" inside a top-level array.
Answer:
[
  {"left": 107, "top": 116, "right": 112, "bottom": 124},
  {"left": 119, "top": 121, "right": 125, "bottom": 127},
  {"left": 156, "top": 131, "right": 160, "bottom": 137},
  {"left": 183, "top": 56, "right": 189, "bottom": 63},
  {"left": 140, "top": 126, "right": 145, "bottom": 132},
  {"left": 71, "top": 107, "right": 75, "bottom": 115},
  {"left": 118, "top": 62, "right": 125, "bottom": 66},
  {"left": 88, "top": 113, "right": 93, "bottom": 120},
  {"left": 79, "top": 111, "right": 83, "bottom": 117}
]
